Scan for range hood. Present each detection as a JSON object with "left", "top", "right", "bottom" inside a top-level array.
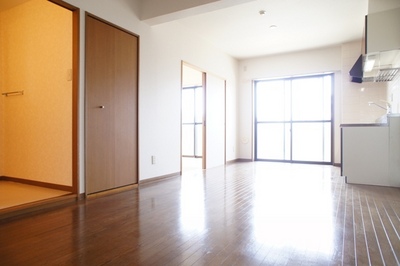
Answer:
[
  {"left": 349, "top": 55, "right": 363, "bottom": 83},
  {"left": 364, "top": 50, "right": 400, "bottom": 82},
  {"left": 350, "top": 50, "right": 400, "bottom": 83},
  {"left": 349, "top": 6, "right": 400, "bottom": 83}
]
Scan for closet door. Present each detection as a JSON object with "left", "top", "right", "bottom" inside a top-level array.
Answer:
[{"left": 85, "top": 15, "right": 138, "bottom": 194}]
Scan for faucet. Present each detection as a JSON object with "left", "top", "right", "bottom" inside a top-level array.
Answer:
[{"left": 368, "top": 101, "right": 391, "bottom": 114}]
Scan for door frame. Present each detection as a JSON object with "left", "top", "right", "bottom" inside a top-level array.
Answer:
[
  {"left": 181, "top": 62, "right": 206, "bottom": 170},
  {"left": 49, "top": 0, "right": 80, "bottom": 194},
  {"left": 181, "top": 61, "right": 227, "bottom": 172}
]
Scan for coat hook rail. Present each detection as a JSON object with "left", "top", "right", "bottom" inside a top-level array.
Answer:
[{"left": 2, "top": 90, "right": 24, "bottom": 97}]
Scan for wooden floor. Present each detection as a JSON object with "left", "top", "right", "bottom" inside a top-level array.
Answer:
[
  {"left": 1, "top": 162, "right": 400, "bottom": 265},
  {"left": 0, "top": 181, "right": 71, "bottom": 209},
  {"left": 182, "top": 157, "right": 202, "bottom": 172}
]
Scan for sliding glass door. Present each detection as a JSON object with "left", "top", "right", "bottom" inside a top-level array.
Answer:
[{"left": 255, "top": 74, "right": 333, "bottom": 164}]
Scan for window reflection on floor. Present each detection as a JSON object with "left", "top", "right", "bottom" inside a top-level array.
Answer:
[
  {"left": 182, "top": 157, "right": 202, "bottom": 172},
  {"left": 180, "top": 172, "right": 205, "bottom": 234},
  {"left": 252, "top": 163, "right": 335, "bottom": 258}
]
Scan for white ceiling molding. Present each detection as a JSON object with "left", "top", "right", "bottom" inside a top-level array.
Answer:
[{"left": 140, "top": 0, "right": 256, "bottom": 26}]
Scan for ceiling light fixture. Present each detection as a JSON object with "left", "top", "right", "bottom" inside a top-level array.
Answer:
[
  {"left": 259, "top": 10, "right": 266, "bottom": 16},
  {"left": 269, "top": 25, "right": 278, "bottom": 29}
]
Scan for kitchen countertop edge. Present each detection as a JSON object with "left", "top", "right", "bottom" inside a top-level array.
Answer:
[{"left": 340, "top": 123, "right": 388, "bottom": 127}]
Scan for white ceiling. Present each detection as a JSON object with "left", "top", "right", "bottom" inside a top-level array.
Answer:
[
  {"left": 1, "top": 0, "right": 369, "bottom": 60},
  {"left": 173, "top": 0, "right": 369, "bottom": 59}
]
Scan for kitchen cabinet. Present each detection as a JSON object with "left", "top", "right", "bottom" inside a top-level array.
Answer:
[
  {"left": 341, "top": 115, "right": 400, "bottom": 187},
  {"left": 366, "top": 7, "right": 400, "bottom": 54}
]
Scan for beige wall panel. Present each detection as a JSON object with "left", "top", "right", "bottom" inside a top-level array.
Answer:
[{"left": 0, "top": 0, "right": 72, "bottom": 185}]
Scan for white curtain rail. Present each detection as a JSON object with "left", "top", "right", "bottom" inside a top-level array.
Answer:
[{"left": 1, "top": 90, "right": 24, "bottom": 97}]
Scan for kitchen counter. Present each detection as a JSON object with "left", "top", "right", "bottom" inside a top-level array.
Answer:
[
  {"left": 340, "top": 123, "right": 387, "bottom": 127},
  {"left": 341, "top": 116, "right": 400, "bottom": 187}
]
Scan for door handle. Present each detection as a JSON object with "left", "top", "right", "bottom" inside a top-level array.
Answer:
[{"left": 99, "top": 105, "right": 105, "bottom": 109}]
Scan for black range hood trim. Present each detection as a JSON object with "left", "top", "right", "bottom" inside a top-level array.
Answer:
[{"left": 349, "top": 54, "right": 363, "bottom": 83}]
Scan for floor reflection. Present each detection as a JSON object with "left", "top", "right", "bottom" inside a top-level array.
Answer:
[
  {"left": 182, "top": 157, "right": 202, "bottom": 172},
  {"left": 2, "top": 162, "right": 399, "bottom": 264},
  {"left": 252, "top": 163, "right": 335, "bottom": 260},
  {"left": 180, "top": 172, "right": 206, "bottom": 234}
]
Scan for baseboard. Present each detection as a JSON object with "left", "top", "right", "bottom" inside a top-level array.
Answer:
[
  {"left": 0, "top": 176, "right": 73, "bottom": 192},
  {"left": 227, "top": 158, "right": 252, "bottom": 164},
  {"left": 139, "top": 172, "right": 180, "bottom": 185},
  {"left": 77, "top": 193, "right": 86, "bottom": 201},
  {"left": 86, "top": 184, "right": 138, "bottom": 199},
  {"left": 0, "top": 194, "right": 77, "bottom": 221},
  {"left": 333, "top": 163, "right": 342, "bottom": 167}
]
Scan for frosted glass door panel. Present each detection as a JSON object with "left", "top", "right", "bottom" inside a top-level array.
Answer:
[
  {"left": 292, "top": 122, "right": 331, "bottom": 162},
  {"left": 182, "top": 125, "right": 194, "bottom": 156},
  {"left": 257, "top": 123, "right": 289, "bottom": 160},
  {"left": 292, "top": 76, "right": 331, "bottom": 121},
  {"left": 256, "top": 80, "right": 290, "bottom": 122},
  {"left": 182, "top": 90, "right": 194, "bottom": 123}
]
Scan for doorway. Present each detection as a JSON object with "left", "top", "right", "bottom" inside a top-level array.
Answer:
[
  {"left": 0, "top": 0, "right": 78, "bottom": 212},
  {"left": 181, "top": 64, "right": 204, "bottom": 171},
  {"left": 181, "top": 63, "right": 226, "bottom": 172}
]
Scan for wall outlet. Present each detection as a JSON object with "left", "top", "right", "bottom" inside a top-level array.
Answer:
[{"left": 151, "top": 155, "right": 156, "bottom": 164}]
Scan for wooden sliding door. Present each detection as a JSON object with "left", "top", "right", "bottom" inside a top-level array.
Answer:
[{"left": 85, "top": 15, "right": 138, "bottom": 194}]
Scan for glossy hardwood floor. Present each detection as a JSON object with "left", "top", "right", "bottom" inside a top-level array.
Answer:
[{"left": 1, "top": 162, "right": 400, "bottom": 265}]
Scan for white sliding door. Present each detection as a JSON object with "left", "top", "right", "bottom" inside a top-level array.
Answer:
[{"left": 205, "top": 74, "right": 226, "bottom": 168}]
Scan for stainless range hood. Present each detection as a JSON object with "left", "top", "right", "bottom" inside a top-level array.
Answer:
[
  {"left": 362, "top": 50, "right": 400, "bottom": 82},
  {"left": 349, "top": 6, "right": 400, "bottom": 83},
  {"left": 349, "top": 51, "right": 400, "bottom": 83}
]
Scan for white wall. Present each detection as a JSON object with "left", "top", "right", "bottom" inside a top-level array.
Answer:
[
  {"left": 389, "top": 74, "right": 400, "bottom": 113},
  {"left": 238, "top": 42, "right": 387, "bottom": 164},
  {"left": 62, "top": 0, "right": 238, "bottom": 192}
]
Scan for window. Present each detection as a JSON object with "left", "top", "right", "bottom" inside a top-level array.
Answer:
[{"left": 254, "top": 74, "right": 333, "bottom": 164}]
